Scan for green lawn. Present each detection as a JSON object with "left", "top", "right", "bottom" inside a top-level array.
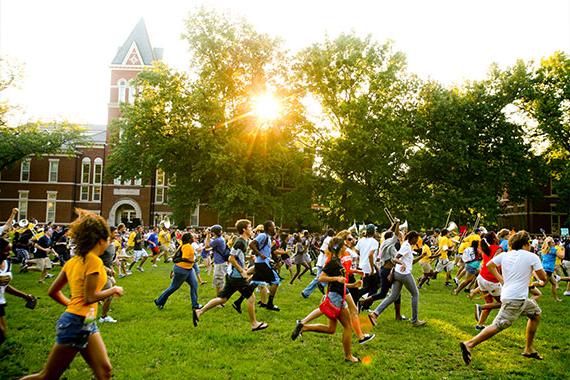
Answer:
[{"left": 2, "top": 262, "right": 569, "bottom": 379}]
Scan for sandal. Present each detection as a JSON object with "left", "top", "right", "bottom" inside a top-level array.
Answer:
[
  {"left": 521, "top": 352, "right": 543, "bottom": 360},
  {"left": 251, "top": 322, "right": 268, "bottom": 332},
  {"left": 344, "top": 356, "right": 361, "bottom": 363},
  {"left": 459, "top": 342, "right": 471, "bottom": 365}
]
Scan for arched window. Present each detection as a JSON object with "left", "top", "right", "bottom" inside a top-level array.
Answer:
[
  {"left": 80, "top": 157, "right": 91, "bottom": 201},
  {"left": 92, "top": 158, "right": 103, "bottom": 201},
  {"left": 118, "top": 79, "right": 127, "bottom": 103},
  {"left": 128, "top": 80, "right": 136, "bottom": 104}
]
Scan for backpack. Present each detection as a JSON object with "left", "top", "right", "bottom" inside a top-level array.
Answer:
[{"left": 172, "top": 245, "right": 184, "bottom": 263}]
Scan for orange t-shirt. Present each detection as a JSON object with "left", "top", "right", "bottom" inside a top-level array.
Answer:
[
  {"left": 63, "top": 252, "right": 107, "bottom": 317},
  {"left": 176, "top": 244, "right": 195, "bottom": 270}
]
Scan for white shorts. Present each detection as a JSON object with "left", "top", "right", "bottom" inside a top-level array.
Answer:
[
  {"left": 562, "top": 260, "right": 570, "bottom": 274},
  {"left": 436, "top": 259, "right": 454, "bottom": 273},
  {"left": 133, "top": 249, "right": 148, "bottom": 262},
  {"left": 420, "top": 261, "right": 432, "bottom": 274},
  {"left": 477, "top": 275, "right": 501, "bottom": 297}
]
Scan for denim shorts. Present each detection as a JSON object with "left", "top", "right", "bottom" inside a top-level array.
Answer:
[
  {"left": 327, "top": 291, "right": 347, "bottom": 309},
  {"left": 55, "top": 312, "right": 99, "bottom": 349}
]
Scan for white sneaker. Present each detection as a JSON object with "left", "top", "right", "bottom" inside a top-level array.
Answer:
[
  {"left": 126, "top": 270, "right": 133, "bottom": 276},
  {"left": 137, "top": 267, "right": 144, "bottom": 272},
  {"left": 554, "top": 275, "right": 561, "bottom": 283},
  {"left": 99, "top": 316, "right": 117, "bottom": 323},
  {"left": 152, "top": 264, "right": 158, "bottom": 267},
  {"left": 564, "top": 291, "right": 570, "bottom": 296}
]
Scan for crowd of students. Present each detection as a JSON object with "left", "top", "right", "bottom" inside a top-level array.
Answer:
[{"left": 1, "top": 206, "right": 570, "bottom": 378}]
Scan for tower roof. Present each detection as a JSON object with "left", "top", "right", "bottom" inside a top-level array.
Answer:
[{"left": 111, "top": 18, "right": 163, "bottom": 66}]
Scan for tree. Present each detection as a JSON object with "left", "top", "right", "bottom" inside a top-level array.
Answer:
[
  {"left": 107, "top": 9, "right": 315, "bottom": 226},
  {"left": 295, "top": 34, "right": 421, "bottom": 227}
]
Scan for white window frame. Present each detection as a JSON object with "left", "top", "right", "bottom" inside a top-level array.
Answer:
[
  {"left": 18, "top": 191, "right": 29, "bottom": 220},
  {"left": 128, "top": 81, "right": 136, "bottom": 104},
  {"left": 48, "top": 159, "right": 59, "bottom": 183},
  {"left": 46, "top": 191, "right": 57, "bottom": 223},
  {"left": 92, "top": 158, "right": 103, "bottom": 201},
  {"left": 80, "top": 157, "right": 91, "bottom": 201},
  {"left": 118, "top": 79, "right": 127, "bottom": 103},
  {"left": 133, "top": 178, "right": 142, "bottom": 186},
  {"left": 20, "top": 159, "right": 31, "bottom": 182},
  {"left": 155, "top": 169, "right": 168, "bottom": 204}
]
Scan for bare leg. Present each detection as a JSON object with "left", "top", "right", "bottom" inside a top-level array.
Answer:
[
  {"left": 345, "top": 294, "right": 364, "bottom": 339},
  {"left": 196, "top": 297, "right": 227, "bottom": 318},
  {"left": 21, "top": 344, "right": 78, "bottom": 380},
  {"left": 463, "top": 324, "right": 501, "bottom": 350},
  {"left": 338, "top": 308, "right": 357, "bottom": 361},
  {"left": 523, "top": 314, "right": 541, "bottom": 354},
  {"left": 79, "top": 333, "right": 113, "bottom": 380},
  {"left": 301, "top": 308, "right": 324, "bottom": 324}
]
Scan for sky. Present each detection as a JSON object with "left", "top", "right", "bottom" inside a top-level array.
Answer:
[{"left": 0, "top": 0, "right": 568, "bottom": 126}]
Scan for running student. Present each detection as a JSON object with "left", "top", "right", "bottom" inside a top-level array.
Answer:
[
  {"left": 193, "top": 219, "right": 268, "bottom": 332},
  {"left": 249, "top": 221, "right": 281, "bottom": 311},
  {"left": 22, "top": 209, "right": 124, "bottom": 380},
  {"left": 460, "top": 231, "right": 547, "bottom": 365}
]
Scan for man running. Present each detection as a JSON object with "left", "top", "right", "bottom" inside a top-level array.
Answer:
[{"left": 249, "top": 221, "right": 281, "bottom": 311}]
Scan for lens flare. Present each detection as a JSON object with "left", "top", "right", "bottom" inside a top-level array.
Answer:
[{"left": 251, "top": 93, "right": 281, "bottom": 124}]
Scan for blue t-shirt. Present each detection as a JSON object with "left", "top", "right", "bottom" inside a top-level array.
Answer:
[
  {"left": 254, "top": 233, "right": 272, "bottom": 265},
  {"left": 210, "top": 236, "right": 227, "bottom": 264},
  {"left": 541, "top": 247, "right": 557, "bottom": 272},
  {"left": 147, "top": 233, "right": 158, "bottom": 248},
  {"left": 499, "top": 239, "right": 509, "bottom": 252}
]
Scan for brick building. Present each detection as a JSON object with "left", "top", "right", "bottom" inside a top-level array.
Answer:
[{"left": 0, "top": 19, "right": 217, "bottom": 227}]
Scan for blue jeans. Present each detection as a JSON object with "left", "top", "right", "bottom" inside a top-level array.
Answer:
[
  {"left": 156, "top": 265, "right": 199, "bottom": 308},
  {"left": 302, "top": 266, "right": 326, "bottom": 297}
]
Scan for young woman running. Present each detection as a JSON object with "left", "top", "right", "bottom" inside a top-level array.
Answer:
[
  {"left": 290, "top": 234, "right": 312, "bottom": 284},
  {"left": 474, "top": 233, "right": 503, "bottom": 330},
  {"left": 290, "top": 237, "right": 360, "bottom": 362},
  {"left": 22, "top": 209, "right": 124, "bottom": 380}
]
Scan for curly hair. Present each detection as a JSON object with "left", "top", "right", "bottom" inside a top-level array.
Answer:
[{"left": 68, "top": 209, "right": 111, "bottom": 258}]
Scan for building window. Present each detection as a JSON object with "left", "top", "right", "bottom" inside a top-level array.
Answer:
[
  {"left": 133, "top": 178, "right": 142, "bottom": 186},
  {"left": 92, "top": 158, "right": 103, "bottom": 201},
  {"left": 114, "top": 177, "right": 122, "bottom": 186},
  {"left": 18, "top": 191, "right": 29, "bottom": 220},
  {"left": 128, "top": 81, "right": 136, "bottom": 104},
  {"left": 155, "top": 169, "right": 168, "bottom": 204},
  {"left": 20, "top": 159, "right": 31, "bottom": 182},
  {"left": 118, "top": 79, "right": 127, "bottom": 103},
  {"left": 80, "top": 157, "right": 91, "bottom": 201},
  {"left": 48, "top": 159, "right": 59, "bottom": 183},
  {"left": 46, "top": 192, "right": 57, "bottom": 223}
]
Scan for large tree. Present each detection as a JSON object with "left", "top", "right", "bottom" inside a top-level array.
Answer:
[{"left": 107, "top": 9, "right": 316, "bottom": 226}]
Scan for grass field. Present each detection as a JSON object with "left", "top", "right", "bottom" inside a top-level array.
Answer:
[{"left": 2, "top": 261, "right": 570, "bottom": 379}]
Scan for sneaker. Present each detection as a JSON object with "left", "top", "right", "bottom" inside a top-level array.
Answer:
[
  {"left": 474, "top": 304, "right": 482, "bottom": 322},
  {"left": 126, "top": 270, "right": 133, "bottom": 276},
  {"left": 118, "top": 274, "right": 126, "bottom": 279},
  {"left": 475, "top": 324, "right": 486, "bottom": 331},
  {"left": 99, "top": 316, "right": 117, "bottom": 323},
  {"left": 412, "top": 320, "right": 427, "bottom": 327},
  {"left": 453, "top": 278, "right": 459, "bottom": 286},
  {"left": 266, "top": 304, "right": 280, "bottom": 311},
  {"left": 301, "top": 292, "right": 309, "bottom": 299},
  {"left": 564, "top": 291, "right": 570, "bottom": 296},
  {"left": 154, "top": 299, "right": 164, "bottom": 310},
  {"left": 554, "top": 274, "right": 561, "bottom": 283},
  {"left": 193, "top": 304, "right": 203, "bottom": 310},
  {"left": 46, "top": 273, "right": 54, "bottom": 279},
  {"left": 137, "top": 267, "right": 144, "bottom": 272},
  {"left": 445, "top": 282, "right": 452, "bottom": 287},
  {"left": 291, "top": 320, "right": 303, "bottom": 341},
  {"left": 317, "top": 283, "right": 325, "bottom": 295},
  {"left": 358, "top": 333, "right": 376, "bottom": 344},
  {"left": 152, "top": 264, "right": 158, "bottom": 268}
]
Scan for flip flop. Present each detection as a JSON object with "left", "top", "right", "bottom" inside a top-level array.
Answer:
[
  {"left": 459, "top": 342, "right": 471, "bottom": 365},
  {"left": 521, "top": 352, "right": 543, "bottom": 360},
  {"left": 251, "top": 322, "right": 268, "bottom": 332},
  {"left": 368, "top": 312, "right": 377, "bottom": 327},
  {"left": 192, "top": 309, "right": 199, "bottom": 327}
]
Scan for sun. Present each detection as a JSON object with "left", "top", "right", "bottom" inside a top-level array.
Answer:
[{"left": 251, "top": 93, "right": 281, "bottom": 124}]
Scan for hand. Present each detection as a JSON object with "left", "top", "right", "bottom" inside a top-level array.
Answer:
[
  {"left": 394, "top": 218, "right": 400, "bottom": 224},
  {"left": 399, "top": 264, "right": 406, "bottom": 272},
  {"left": 353, "top": 279, "right": 363, "bottom": 288},
  {"left": 336, "top": 276, "right": 346, "bottom": 284},
  {"left": 113, "top": 286, "right": 124, "bottom": 297},
  {"left": 11, "top": 208, "right": 19, "bottom": 216}
]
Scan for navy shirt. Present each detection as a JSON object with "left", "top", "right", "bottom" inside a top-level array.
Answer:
[{"left": 210, "top": 236, "right": 227, "bottom": 264}]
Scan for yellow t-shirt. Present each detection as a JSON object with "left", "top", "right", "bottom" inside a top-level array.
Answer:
[
  {"left": 159, "top": 230, "right": 171, "bottom": 246},
  {"left": 127, "top": 231, "right": 136, "bottom": 248},
  {"left": 176, "top": 243, "right": 195, "bottom": 270},
  {"left": 556, "top": 246, "right": 564, "bottom": 266},
  {"left": 458, "top": 234, "right": 481, "bottom": 254},
  {"left": 419, "top": 244, "right": 433, "bottom": 263},
  {"left": 439, "top": 236, "right": 452, "bottom": 260},
  {"left": 64, "top": 253, "right": 107, "bottom": 317}
]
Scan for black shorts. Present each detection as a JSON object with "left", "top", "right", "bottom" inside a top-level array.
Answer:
[
  {"left": 0, "top": 303, "right": 5, "bottom": 317},
  {"left": 251, "top": 263, "right": 280, "bottom": 285},
  {"left": 218, "top": 275, "right": 256, "bottom": 300}
]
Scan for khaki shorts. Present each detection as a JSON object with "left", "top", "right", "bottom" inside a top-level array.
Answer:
[
  {"left": 28, "top": 257, "right": 52, "bottom": 271},
  {"left": 103, "top": 275, "right": 116, "bottom": 290},
  {"left": 436, "top": 259, "right": 454, "bottom": 273},
  {"left": 492, "top": 299, "right": 541, "bottom": 331},
  {"left": 213, "top": 263, "right": 228, "bottom": 289},
  {"left": 420, "top": 261, "right": 432, "bottom": 274}
]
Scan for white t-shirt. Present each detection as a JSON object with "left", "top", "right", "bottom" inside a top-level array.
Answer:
[
  {"left": 317, "top": 236, "right": 332, "bottom": 267},
  {"left": 491, "top": 249, "right": 543, "bottom": 301},
  {"left": 395, "top": 241, "right": 414, "bottom": 275},
  {"left": 0, "top": 260, "right": 12, "bottom": 305},
  {"left": 356, "top": 237, "right": 379, "bottom": 274}
]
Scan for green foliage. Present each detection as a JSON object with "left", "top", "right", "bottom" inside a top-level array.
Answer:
[
  {"left": 0, "top": 122, "right": 85, "bottom": 171},
  {"left": 3, "top": 263, "right": 570, "bottom": 379},
  {"left": 107, "top": 9, "right": 315, "bottom": 226}
]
